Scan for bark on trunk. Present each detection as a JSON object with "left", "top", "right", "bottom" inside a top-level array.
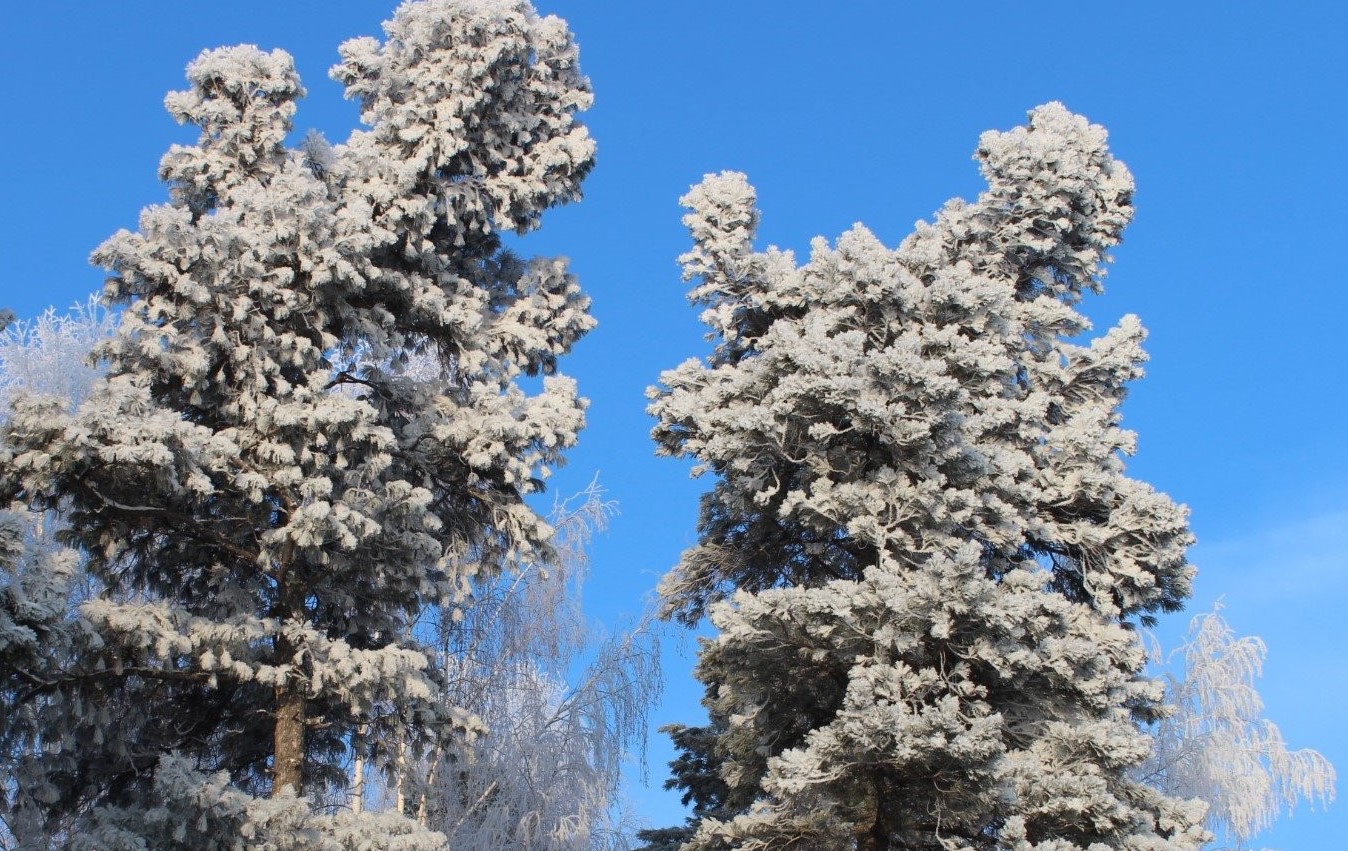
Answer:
[
  {"left": 273, "top": 624, "right": 306, "bottom": 796},
  {"left": 272, "top": 548, "right": 306, "bottom": 798},
  {"left": 274, "top": 681, "right": 306, "bottom": 795},
  {"left": 351, "top": 725, "right": 367, "bottom": 814},
  {"left": 855, "top": 776, "right": 889, "bottom": 851},
  {"left": 396, "top": 738, "right": 409, "bottom": 814}
]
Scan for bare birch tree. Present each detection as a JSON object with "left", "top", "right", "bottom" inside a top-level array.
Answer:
[{"left": 1142, "top": 608, "right": 1335, "bottom": 849}]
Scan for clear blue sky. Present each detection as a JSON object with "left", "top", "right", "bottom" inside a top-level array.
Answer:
[{"left": 2, "top": 1, "right": 1343, "bottom": 846}]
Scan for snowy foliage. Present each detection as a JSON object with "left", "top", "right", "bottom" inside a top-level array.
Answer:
[
  {"left": 1, "top": 301, "right": 115, "bottom": 846},
  {"left": 1141, "top": 609, "right": 1335, "bottom": 849},
  {"left": 649, "top": 104, "right": 1209, "bottom": 851},
  {"left": 352, "top": 482, "right": 661, "bottom": 851},
  {"left": 61, "top": 753, "right": 458, "bottom": 851},
  {"left": 0, "top": 0, "right": 595, "bottom": 846},
  {"left": 0, "top": 298, "right": 117, "bottom": 415}
]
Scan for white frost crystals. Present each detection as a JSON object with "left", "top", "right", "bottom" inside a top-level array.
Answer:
[
  {"left": 0, "top": 297, "right": 117, "bottom": 415},
  {"left": 1142, "top": 608, "right": 1336, "bottom": 848},
  {"left": 649, "top": 104, "right": 1210, "bottom": 851},
  {"left": 0, "top": 1, "right": 595, "bottom": 848}
]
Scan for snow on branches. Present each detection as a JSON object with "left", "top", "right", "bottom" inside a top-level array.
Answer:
[
  {"left": 649, "top": 104, "right": 1209, "bottom": 851},
  {"left": 0, "top": 1, "right": 596, "bottom": 847}
]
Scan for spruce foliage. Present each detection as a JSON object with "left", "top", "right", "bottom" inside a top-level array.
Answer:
[
  {"left": 648, "top": 104, "right": 1210, "bottom": 851},
  {"left": 0, "top": 1, "right": 594, "bottom": 846}
]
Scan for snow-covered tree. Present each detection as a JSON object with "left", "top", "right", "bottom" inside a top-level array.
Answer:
[
  {"left": 0, "top": 0, "right": 594, "bottom": 846},
  {"left": 405, "top": 482, "right": 660, "bottom": 851},
  {"left": 1141, "top": 609, "right": 1335, "bottom": 849},
  {"left": 0, "top": 298, "right": 117, "bottom": 415},
  {"left": 648, "top": 104, "right": 1210, "bottom": 851},
  {"left": 0, "top": 509, "right": 81, "bottom": 847},
  {"left": 1, "top": 299, "right": 116, "bottom": 846}
]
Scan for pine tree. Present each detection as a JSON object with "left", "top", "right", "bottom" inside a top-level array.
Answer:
[
  {"left": 0, "top": 0, "right": 594, "bottom": 846},
  {"left": 633, "top": 719, "right": 735, "bottom": 851},
  {"left": 0, "top": 299, "right": 115, "bottom": 846},
  {"left": 649, "top": 104, "right": 1210, "bottom": 851}
]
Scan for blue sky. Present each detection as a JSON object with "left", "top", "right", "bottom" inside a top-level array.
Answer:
[{"left": 2, "top": 1, "right": 1344, "bottom": 846}]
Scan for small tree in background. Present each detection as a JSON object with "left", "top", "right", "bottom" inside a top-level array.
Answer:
[
  {"left": 1, "top": 300, "right": 116, "bottom": 845},
  {"left": 0, "top": 506, "right": 81, "bottom": 847},
  {"left": 0, "top": 299, "right": 117, "bottom": 415},
  {"left": 414, "top": 482, "right": 660, "bottom": 851},
  {"left": 0, "top": 0, "right": 595, "bottom": 846},
  {"left": 649, "top": 104, "right": 1210, "bottom": 851},
  {"left": 1142, "top": 608, "right": 1335, "bottom": 849}
]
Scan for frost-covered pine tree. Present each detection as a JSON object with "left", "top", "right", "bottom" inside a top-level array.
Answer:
[
  {"left": 1, "top": 299, "right": 117, "bottom": 846},
  {"left": 649, "top": 104, "right": 1211, "bottom": 851},
  {"left": 0, "top": 0, "right": 594, "bottom": 847}
]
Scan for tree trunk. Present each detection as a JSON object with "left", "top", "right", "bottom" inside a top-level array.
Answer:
[
  {"left": 396, "top": 737, "right": 410, "bottom": 814},
  {"left": 274, "top": 682, "right": 306, "bottom": 795},
  {"left": 273, "top": 626, "right": 306, "bottom": 796},
  {"left": 352, "top": 724, "right": 367, "bottom": 813},
  {"left": 855, "top": 776, "right": 889, "bottom": 851}
]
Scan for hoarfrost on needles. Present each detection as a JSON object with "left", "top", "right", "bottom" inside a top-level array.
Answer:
[
  {"left": 0, "top": 0, "right": 599, "bottom": 847},
  {"left": 648, "top": 103, "right": 1209, "bottom": 851}
]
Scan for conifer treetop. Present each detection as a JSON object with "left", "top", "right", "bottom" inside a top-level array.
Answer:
[
  {"left": 1, "top": 1, "right": 596, "bottom": 845},
  {"left": 649, "top": 103, "right": 1206, "bottom": 851}
]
